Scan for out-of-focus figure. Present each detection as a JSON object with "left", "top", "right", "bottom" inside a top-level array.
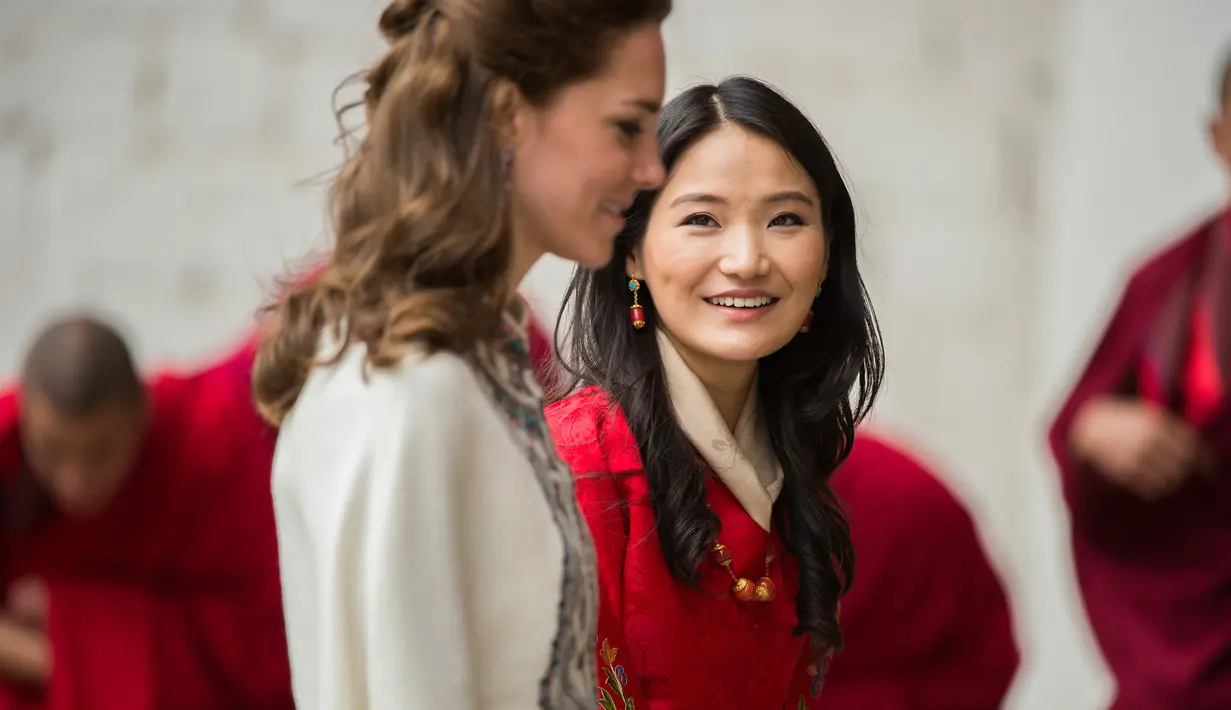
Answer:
[
  {"left": 824, "top": 431, "right": 1019, "bottom": 710},
  {"left": 1049, "top": 47, "right": 1231, "bottom": 709},
  {"left": 0, "top": 315, "right": 292, "bottom": 710}
]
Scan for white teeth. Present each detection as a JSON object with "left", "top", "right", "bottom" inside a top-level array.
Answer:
[{"left": 704, "top": 296, "right": 776, "bottom": 308}]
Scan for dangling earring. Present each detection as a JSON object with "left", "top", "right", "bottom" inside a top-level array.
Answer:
[
  {"left": 628, "top": 279, "right": 646, "bottom": 329},
  {"left": 799, "top": 284, "right": 822, "bottom": 333},
  {"left": 500, "top": 147, "right": 513, "bottom": 174}
]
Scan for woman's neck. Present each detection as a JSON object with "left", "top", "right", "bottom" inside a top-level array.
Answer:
[
  {"left": 507, "top": 202, "right": 545, "bottom": 294},
  {"left": 507, "top": 237, "right": 542, "bottom": 295},
  {"left": 669, "top": 337, "right": 757, "bottom": 431}
]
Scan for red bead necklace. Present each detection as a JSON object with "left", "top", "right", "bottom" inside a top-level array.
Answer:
[{"left": 709, "top": 541, "right": 777, "bottom": 603}]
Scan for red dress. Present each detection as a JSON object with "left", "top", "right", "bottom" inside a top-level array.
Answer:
[
  {"left": 547, "top": 387, "right": 818, "bottom": 710},
  {"left": 0, "top": 345, "right": 293, "bottom": 710}
]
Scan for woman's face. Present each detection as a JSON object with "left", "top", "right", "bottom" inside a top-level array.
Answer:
[
  {"left": 629, "top": 123, "right": 828, "bottom": 374},
  {"left": 510, "top": 23, "right": 667, "bottom": 272}
]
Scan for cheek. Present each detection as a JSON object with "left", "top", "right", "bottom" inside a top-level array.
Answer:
[
  {"left": 781, "top": 236, "right": 827, "bottom": 289},
  {"left": 558, "top": 125, "right": 630, "bottom": 186},
  {"left": 642, "top": 240, "right": 709, "bottom": 306},
  {"left": 526, "top": 146, "right": 617, "bottom": 225}
]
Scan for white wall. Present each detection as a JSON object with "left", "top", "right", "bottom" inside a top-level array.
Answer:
[
  {"left": 1042, "top": 0, "right": 1231, "bottom": 387},
  {"left": 2, "top": 0, "right": 1228, "bottom": 707}
]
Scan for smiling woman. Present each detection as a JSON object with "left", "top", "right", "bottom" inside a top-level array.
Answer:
[
  {"left": 546, "top": 76, "right": 884, "bottom": 709},
  {"left": 633, "top": 125, "right": 829, "bottom": 377}
]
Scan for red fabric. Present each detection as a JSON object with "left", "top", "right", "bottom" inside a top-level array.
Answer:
[
  {"left": 1184, "top": 299, "right": 1226, "bottom": 425},
  {"left": 526, "top": 312, "right": 554, "bottom": 389},
  {"left": 1048, "top": 211, "right": 1231, "bottom": 710},
  {"left": 1139, "top": 294, "right": 1225, "bottom": 428},
  {"left": 548, "top": 387, "right": 817, "bottom": 710},
  {"left": 0, "top": 347, "right": 293, "bottom": 710},
  {"left": 824, "top": 432, "right": 1018, "bottom": 709}
]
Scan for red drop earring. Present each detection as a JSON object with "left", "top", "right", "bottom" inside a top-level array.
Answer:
[
  {"left": 628, "top": 278, "right": 646, "bottom": 329},
  {"left": 799, "top": 284, "right": 822, "bottom": 333}
]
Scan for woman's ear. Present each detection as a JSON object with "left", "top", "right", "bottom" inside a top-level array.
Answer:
[
  {"left": 491, "top": 79, "right": 527, "bottom": 151},
  {"left": 625, "top": 250, "right": 644, "bottom": 281}
]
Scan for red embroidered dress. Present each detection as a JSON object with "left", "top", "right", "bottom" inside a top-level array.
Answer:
[{"left": 547, "top": 332, "right": 824, "bottom": 710}]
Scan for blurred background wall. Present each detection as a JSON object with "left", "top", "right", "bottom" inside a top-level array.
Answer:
[{"left": 1, "top": 0, "right": 1228, "bottom": 706}]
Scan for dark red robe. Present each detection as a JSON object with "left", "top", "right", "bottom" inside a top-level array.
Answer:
[
  {"left": 548, "top": 387, "right": 818, "bottom": 710},
  {"left": 0, "top": 344, "right": 293, "bottom": 710},
  {"left": 1049, "top": 209, "right": 1231, "bottom": 709},
  {"left": 825, "top": 432, "right": 1019, "bottom": 709}
]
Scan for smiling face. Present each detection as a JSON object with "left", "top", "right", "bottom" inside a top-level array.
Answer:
[
  {"left": 627, "top": 123, "right": 828, "bottom": 378},
  {"left": 509, "top": 22, "right": 668, "bottom": 271}
]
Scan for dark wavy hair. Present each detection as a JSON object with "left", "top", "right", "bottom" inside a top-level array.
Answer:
[{"left": 553, "top": 76, "right": 884, "bottom": 656}]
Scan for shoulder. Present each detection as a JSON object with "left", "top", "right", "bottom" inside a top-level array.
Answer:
[
  {"left": 546, "top": 387, "right": 640, "bottom": 526},
  {"left": 274, "top": 346, "right": 521, "bottom": 499},
  {"left": 383, "top": 347, "right": 488, "bottom": 407},
  {"left": 545, "top": 386, "right": 613, "bottom": 448},
  {"left": 310, "top": 344, "right": 497, "bottom": 428},
  {"left": 545, "top": 386, "right": 642, "bottom": 476},
  {"left": 1123, "top": 213, "right": 1218, "bottom": 295},
  {"left": 833, "top": 432, "right": 972, "bottom": 536},
  {"left": 150, "top": 350, "right": 270, "bottom": 445}
]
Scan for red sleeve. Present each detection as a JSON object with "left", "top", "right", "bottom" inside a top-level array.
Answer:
[
  {"left": 783, "top": 645, "right": 831, "bottom": 710},
  {"left": 575, "top": 474, "right": 647, "bottom": 710},
  {"left": 548, "top": 394, "right": 647, "bottom": 710},
  {"left": 42, "top": 580, "right": 292, "bottom": 710},
  {"left": 1046, "top": 278, "right": 1147, "bottom": 516}
]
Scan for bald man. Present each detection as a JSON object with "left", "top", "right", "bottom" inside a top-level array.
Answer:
[{"left": 0, "top": 316, "right": 292, "bottom": 710}]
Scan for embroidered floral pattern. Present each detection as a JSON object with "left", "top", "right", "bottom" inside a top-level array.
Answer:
[
  {"left": 802, "top": 602, "right": 841, "bottom": 704},
  {"left": 799, "top": 646, "right": 836, "bottom": 708},
  {"left": 597, "top": 638, "right": 634, "bottom": 710}
]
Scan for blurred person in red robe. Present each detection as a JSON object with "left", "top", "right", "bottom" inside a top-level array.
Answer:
[
  {"left": 824, "top": 431, "right": 1019, "bottom": 709},
  {"left": 1049, "top": 48, "right": 1231, "bottom": 709},
  {"left": 0, "top": 315, "right": 292, "bottom": 710}
]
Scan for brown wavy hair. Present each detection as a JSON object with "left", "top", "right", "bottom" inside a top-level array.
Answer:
[{"left": 253, "top": 0, "right": 671, "bottom": 426}]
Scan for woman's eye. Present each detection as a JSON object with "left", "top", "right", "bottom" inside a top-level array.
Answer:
[
  {"left": 769, "top": 212, "right": 805, "bottom": 227},
  {"left": 617, "top": 121, "right": 643, "bottom": 138},
  {"left": 682, "top": 213, "right": 719, "bottom": 228}
]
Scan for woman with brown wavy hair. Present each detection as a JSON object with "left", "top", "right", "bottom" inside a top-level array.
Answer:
[{"left": 251, "top": 0, "right": 670, "bottom": 707}]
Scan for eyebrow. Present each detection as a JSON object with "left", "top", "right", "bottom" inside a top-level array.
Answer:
[
  {"left": 623, "top": 98, "right": 661, "bottom": 114},
  {"left": 668, "top": 191, "right": 816, "bottom": 208}
]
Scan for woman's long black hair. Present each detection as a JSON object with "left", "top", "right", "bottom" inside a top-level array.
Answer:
[{"left": 552, "top": 76, "right": 884, "bottom": 656}]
